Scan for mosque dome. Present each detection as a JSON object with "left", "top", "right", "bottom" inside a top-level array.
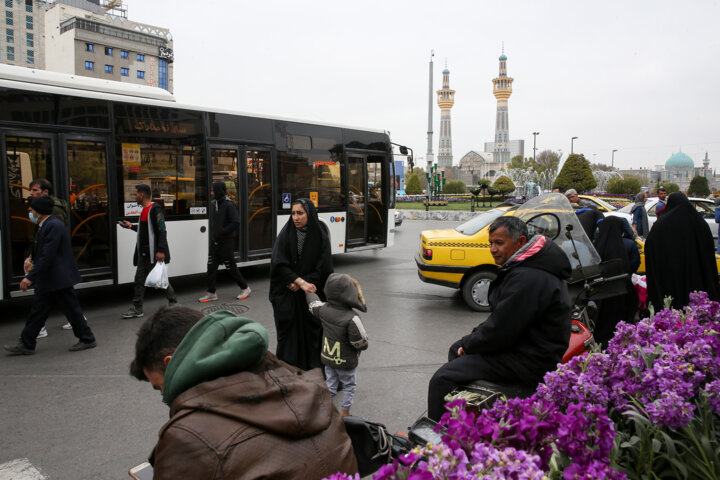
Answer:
[
  {"left": 665, "top": 151, "right": 694, "bottom": 169},
  {"left": 499, "top": 54, "right": 507, "bottom": 61},
  {"left": 442, "top": 68, "right": 450, "bottom": 74}
]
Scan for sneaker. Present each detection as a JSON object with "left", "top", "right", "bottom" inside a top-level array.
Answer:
[
  {"left": 121, "top": 306, "right": 144, "bottom": 319},
  {"left": 62, "top": 322, "right": 72, "bottom": 330},
  {"left": 36, "top": 327, "right": 48, "bottom": 339},
  {"left": 4, "top": 342, "right": 35, "bottom": 355},
  {"left": 198, "top": 292, "right": 218, "bottom": 303},
  {"left": 236, "top": 287, "right": 252, "bottom": 300},
  {"left": 68, "top": 341, "right": 96, "bottom": 352}
]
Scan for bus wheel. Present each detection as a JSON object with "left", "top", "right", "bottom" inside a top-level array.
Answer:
[{"left": 462, "top": 270, "right": 497, "bottom": 312}]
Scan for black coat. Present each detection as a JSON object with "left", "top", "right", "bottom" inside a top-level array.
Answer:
[
  {"left": 645, "top": 192, "right": 720, "bottom": 310},
  {"left": 26, "top": 215, "right": 82, "bottom": 294},
  {"left": 269, "top": 199, "right": 333, "bottom": 370},
  {"left": 459, "top": 235, "right": 572, "bottom": 383},
  {"left": 131, "top": 203, "right": 171, "bottom": 265}
]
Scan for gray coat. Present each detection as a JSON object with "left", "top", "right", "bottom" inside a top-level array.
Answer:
[{"left": 307, "top": 273, "right": 368, "bottom": 370}]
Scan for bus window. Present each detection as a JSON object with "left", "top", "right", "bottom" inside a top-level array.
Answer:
[
  {"left": 118, "top": 143, "right": 206, "bottom": 217},
  {"left": 277, "top": 152, "right": 343, "bottom": 209}
]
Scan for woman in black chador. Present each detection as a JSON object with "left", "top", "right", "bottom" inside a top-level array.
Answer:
[
  {"left": 645, "top": 192, "right": 720, "bottom": 311},
  {"left": 269, "top": 198, "right": 332, "bottom": 370},
  {"left": 593, "top": 216, "right": 640, "bottom": 347}
]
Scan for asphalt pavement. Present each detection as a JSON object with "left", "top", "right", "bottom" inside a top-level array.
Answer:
[{"left": 0, "top": 219, "right": 489, "bottom": 479}]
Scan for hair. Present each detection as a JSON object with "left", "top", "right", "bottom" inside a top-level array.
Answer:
[
  {"left": 135, "top": 184, "right": 152, "bottom": 198},
  {"left": 29, "top": 178, "right": 53, "bottom": 194},
  {"left": 552, "top": 185, "right": 565, "bottom": 194},
  {"left": 291, "top": 199, "right": 308, "bottom": 212},
  {"left": 489, "top": 216, "right": 528, "bottom": 242},
  {"left": 349, "top": 275, "right": 365, "bottom": 305},
  {"left": 129, "top": 305, "right": 204, "bottom": 381},
  {"left": 657, "top": 186, "right": 666, "bottom": 192}
]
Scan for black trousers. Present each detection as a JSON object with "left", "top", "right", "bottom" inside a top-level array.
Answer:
[
  {"left": 20, "top": 287, "right": 95, "bottom": 350},
  {"left": 427, "top": 339, "right": 515, "bottom": 421},
  {"left": 206, "top": 239, "right": 247, "bottom": 293},
  {"left": 132, "top": 253, "right": 176, "bottom": 309}
]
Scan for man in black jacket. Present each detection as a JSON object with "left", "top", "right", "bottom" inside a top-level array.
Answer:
[
  {"left": 119, "top": 184, "right": 177, "bottom": 318},
  {"left": 4, "top": 196, "right": 96, "bottom": 355},
  {"left": 198, "top": 182, "right": 250, "bottom": 302},
  {"left": 427, "top": 216, "right": 572, "bottom": 421}
]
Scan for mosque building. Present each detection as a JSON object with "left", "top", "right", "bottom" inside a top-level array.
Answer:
[
  {"left": 436, "top": 64, "right": 455, "bottom": 168},
  {"left": 621, "top": 151, "right": 717, "bottom": 193}
]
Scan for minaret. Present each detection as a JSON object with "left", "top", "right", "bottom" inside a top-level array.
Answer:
[
  {"left": 492, "top": 48, "right": 513, "bottom": 165},
  {"left": 436, "top": 63, "right": 456, "bottom": 168}
]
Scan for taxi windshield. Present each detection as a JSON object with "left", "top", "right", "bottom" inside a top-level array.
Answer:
[{"left": 455, "top": 207, "right": 514, "bottom": 235}]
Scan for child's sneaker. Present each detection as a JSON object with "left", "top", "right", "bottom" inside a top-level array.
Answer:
[
  {"left": 236, "top": 287, "right": 251, "bottom": 300},
  {"left": 198, "top": 292, "right": 218, "bottom": 303},
  {"left": 36, "top": 327, "right": 48, "bottom": 339},
  {"left": 121, "top": 306, "right": 144, "bottom": 319}
]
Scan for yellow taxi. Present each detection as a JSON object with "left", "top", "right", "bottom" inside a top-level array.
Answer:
[{"left": 577, "top": 195, "right": 619, "bottom": 213}]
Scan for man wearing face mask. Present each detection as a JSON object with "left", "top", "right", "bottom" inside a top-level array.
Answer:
[{"left": 4, "top": 196, "right": 96, "bottom": 355}]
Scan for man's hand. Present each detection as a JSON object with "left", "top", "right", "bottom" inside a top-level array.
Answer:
[
  {"left": 120, "top": 220, "right": 132, "bottom": 229},
  {"left": 457, "top": 346, "right": 466, "bottom": 356},
  {"left": 23, "top": 255, "right": 33, "bottom": 274},
  {"left": 155, "top": 252, "right": 166, "bottom": 263},
  {"left": 20, "top": 278, "right": 32, "bottom": 292}
]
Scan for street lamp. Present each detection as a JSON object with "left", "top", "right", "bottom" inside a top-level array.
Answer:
[
  {"left": 532, "top": 132, "right": 540, "bottom": 163},
  {"left": 611, "top": 149, "right": 618, "bottom": 168},
  {"left": 571, "top": 136, "right": 578, "bottom": 154}
]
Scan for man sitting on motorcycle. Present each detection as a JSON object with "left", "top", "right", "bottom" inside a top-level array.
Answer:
[{"left": 427, "top": 216, "right": 572, "bottom": 421}]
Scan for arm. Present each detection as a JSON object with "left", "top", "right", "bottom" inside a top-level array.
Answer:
[
  {"left": 348, "top": 315, "right": 369, "bottom": 351},
  {"left": 26, "top": 223, "right": 63, "bottom": 284},
  {"left": 306, "top": 291, "right": 324, "bottom": 316},
  {"left": 152, "top": 428, "right": 218, "bottom": 480},
  {"left": 299, "top": 234, "right": 333, "bottom": 287},
  {"left": 152, "top": 206, "right": 170, "bottom": 261},
  {"left": 220, "top": 199, "right": 240, "bottom": 237}
]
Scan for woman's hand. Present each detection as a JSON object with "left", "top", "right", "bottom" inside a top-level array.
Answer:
[{"left": 290, "top": 277, "right": 316, "bottom": 293}]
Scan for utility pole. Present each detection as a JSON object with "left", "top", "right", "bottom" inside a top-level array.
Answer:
[{"left": 426, "top": 50, "right": 434, "bottom": 174}]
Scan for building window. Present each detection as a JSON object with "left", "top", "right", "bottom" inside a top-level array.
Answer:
[
  {"left": 7, "top": 45, "right": 14, "bottom": 61},
  {"left": 6, "top": 28, "right": 13, "bottom": 43},
  {"left": 26, "top": 32, "right": 33, "bottom": 47},
  {"left": 5, "top": 0, "right": 12, "bottom": 7},
  {"left": 104, "top": 64, "right": 113, "bottom": 74},
  {"left": 6, "top": 11, "right": 13, "bottom": 26},
  {"left": 105, "top": 46, "right": 112, "bottom": 56},
  {"left": 137, "top": 70, "right": 145, "bottom": 79},
  {"left": 25, "top": 15, "right": 32, "bottom": 30},
  {"left": 120, "top": 50, "right": 128, "bottom": 59},
  {"left": 158, "top": 59, "right": 168, "bottom": 91},
  {"left": 137, "top": 53, "right": 144, "bottom": 62},
  {"left": 27, "top": 50, "right": 33, "bottom": 64},
  {"left": 86, "top": 43, "right": 94, "bottom": 52},
  {"left": 120, "top": 67, "right": 129, "bottom": 76},
  {"left": 85, "top": 61, "right": 94, "bottom": 71},
  {"left": 25, "top": 0, "right": 32, "bottom": 12}
]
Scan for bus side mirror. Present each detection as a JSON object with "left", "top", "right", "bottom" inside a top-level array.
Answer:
[{"left": 399, "top": 146, "right": 408, "bottom": 155}]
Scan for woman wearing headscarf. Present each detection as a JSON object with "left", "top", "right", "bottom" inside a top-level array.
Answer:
[
  {"left": 630, "top": 192, "right": 649, "bottom": 239},
  {"left": 645, "top": 192, "right": 720, "bottom": 311},
  {"left": 269, "top": 198, "right": 333, "bottom": 370},
  {"left": 592, "top": 216, "right": 640, "bottom": 346}
]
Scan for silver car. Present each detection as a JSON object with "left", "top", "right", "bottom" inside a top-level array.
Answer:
[{"left": 606, "top": 196, "right": 718, "bottom": 243}]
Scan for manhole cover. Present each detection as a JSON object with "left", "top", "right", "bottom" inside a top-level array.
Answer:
[{"left": 200, "top": 302, "right": 250, "bottom": 315}]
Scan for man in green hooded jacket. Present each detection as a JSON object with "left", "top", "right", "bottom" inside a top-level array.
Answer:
[{"left": 130, "top": 305, "right": 358, "bottom": 479}]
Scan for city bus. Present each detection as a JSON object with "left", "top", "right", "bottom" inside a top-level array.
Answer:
[{"left": 0, "top": 64, "right": 398, "bottom": 301}]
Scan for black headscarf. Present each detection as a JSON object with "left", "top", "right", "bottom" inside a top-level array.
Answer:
[
  {"left": 212, "top": 181, "right": 227, "bottom": 200},
  {"left": 595, "top": 216, "right": 630, "bottom": 272},
  {"left": 645, "top": 192, "right": 720, "bottom": 310}
]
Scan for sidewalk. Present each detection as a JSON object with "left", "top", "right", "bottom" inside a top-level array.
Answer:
[{"left": 397, "top": 209, "right": 479, "bottom": 222}]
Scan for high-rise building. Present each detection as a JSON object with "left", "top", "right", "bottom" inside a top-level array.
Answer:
[
  {"left": 0, "top": 0, "right": 46, "bottom": 69},
  {"left": 0, "top": 0, "right": 174, "bottom": 92},
  {"left": 436, "top": 65, "right": 455, "bottom": 168},
  {"left": 491, "top": 50, "right": 513, "bottom": 164}
]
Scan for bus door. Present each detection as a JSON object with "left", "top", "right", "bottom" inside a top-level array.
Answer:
[
  {"left": 346, "top": 155, "right": 368, "bottom": 246},
  {"left": 209, "top": 146, "right": 273, "bottom": 261},
  {"left": 1, "top": 133, "right": 112, "bottom": 298}
]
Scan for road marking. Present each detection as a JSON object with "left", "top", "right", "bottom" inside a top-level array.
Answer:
[{"left": 0, "top": 458, "right": 45, "bottom": 479}]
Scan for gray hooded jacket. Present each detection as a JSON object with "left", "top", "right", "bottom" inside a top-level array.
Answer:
[{"left": 306, "top": 273, "right": 368, "bottom": 370}]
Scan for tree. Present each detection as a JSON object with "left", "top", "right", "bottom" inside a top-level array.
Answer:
[
  {"left": 606, "top": 176, "right": 642, "bottom": 195},
  {"left": 405, "top": 173, "right": 423, "bottom": 194},
  {"left": 688, "top": 176, "right": 711, "bottom": 197},
  {"left": 444, "top": 180, "right": 466, "bottom": 194},
  {"left": 553, "top": 154, "right": 597, "bottom": 192},
  {"left": 591, "top": 163, "right": 615, "bottom": 172},
  {"left": 509, "top": 155, "right": 535, "bottom": 170},
  {"left": 492, "top": 176, "right": 516, "bottom": 197},
  {"left": 664, "top": 182, "right": 680, "bottom": 194},
  {"left": 535, "top": 150, "right": 560, "bottom": 176},
  {"left": 411, "top": 167, "right": 429, "bottom": 191}
]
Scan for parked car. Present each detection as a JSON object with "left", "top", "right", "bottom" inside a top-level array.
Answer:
[
  {"left": 394, "top": 210, "right": 403, "bottom": 227},
  {"left": 606, "top": 196, "right": 718, "bottom": 243},
  {"left": 577, "top": 195, "right": 618, "bottom": 213}
]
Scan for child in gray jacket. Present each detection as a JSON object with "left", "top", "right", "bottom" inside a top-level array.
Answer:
[{"left": 306, "top": 273, "right": 368, "bottom": 416}]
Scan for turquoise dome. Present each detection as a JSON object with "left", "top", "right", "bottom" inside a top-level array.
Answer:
[
  {"left": 499, "top": 54, "right": 507, "bottom": 61},
  {"left": 665, "top": 152, "right": 694, "bottom": 169},
  {"left": 442, "top": 68, "right": 450, "bottom": 74}
]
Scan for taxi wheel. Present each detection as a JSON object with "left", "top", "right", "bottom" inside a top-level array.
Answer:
[{"left": 462, "top": 270, "right": 497, "bottom": 312}]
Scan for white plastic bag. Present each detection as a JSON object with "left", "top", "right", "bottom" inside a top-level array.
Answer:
[{"left": 145, "top": 261, "right": 169, "bottom": 289}]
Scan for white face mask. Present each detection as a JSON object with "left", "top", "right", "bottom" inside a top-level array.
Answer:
[{"left": 29, "top": 212, "right": 39, "bottom": 224}]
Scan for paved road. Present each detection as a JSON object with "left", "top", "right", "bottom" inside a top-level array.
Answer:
[{"left": 0, "top": 219, "right": 488, "bottom": 479}]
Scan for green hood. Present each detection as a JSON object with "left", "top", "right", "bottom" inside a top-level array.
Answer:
[{"left": 162, "top": 311, "right": 269, "bottom": 405}]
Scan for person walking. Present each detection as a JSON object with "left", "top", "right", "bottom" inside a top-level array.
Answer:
[
  {"left": 4, "top": 196, "right": 96, "bottom": 355},
  {"left": 645, "top": 192, "right": 720, "bottom": 311},
  {"left": 630, "top": 192, "right": 649, "bottom": 239},
  {"left": 269, "top": 198, "right": 332, "bottom": 370},
  {"left": 197, "top": 182, "right": 251, "bottom": 303},
  {"left": 119, "top": 184, "right": 177, "bottom": 319},
  {"left": 25, "top": 178, "right": 73, "bottom": 336},
  {"left": 306, "top": 273, "right": 369, "bottom": 417}
]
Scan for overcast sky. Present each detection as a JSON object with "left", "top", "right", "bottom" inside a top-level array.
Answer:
[{"left": 126, "top": 0, "right": 720, "bottom": 171}]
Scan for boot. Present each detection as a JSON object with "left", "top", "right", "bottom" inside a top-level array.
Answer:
[{"left": 341, "top": 409, "right": 350, "bottom": 417}]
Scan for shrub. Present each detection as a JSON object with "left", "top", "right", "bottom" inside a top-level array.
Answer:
[
  {"left": 405, "top": 173, "right": 423, "bottom": 195},
  {"left": 443, "top": 180, "right": 466, "bottom": 194}
]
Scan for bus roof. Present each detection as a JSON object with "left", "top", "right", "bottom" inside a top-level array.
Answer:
[{"left": 0, "top": 64, "right": 388, "bottom": 136}]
